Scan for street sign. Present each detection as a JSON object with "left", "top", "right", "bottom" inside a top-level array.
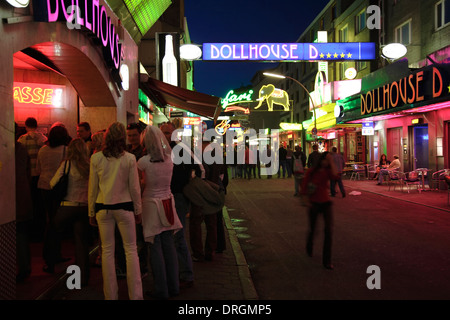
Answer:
[
  {"left": 202, "top": 42, "right": 376, "bottom": 61},
  {"left": 312, "top": 127, "right": 318, "bottom": 135}
]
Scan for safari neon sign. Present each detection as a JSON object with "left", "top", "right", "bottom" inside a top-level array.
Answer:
[
  {"left": 13, "top": 82, "right": 65, "bottom": 108},
  {"left": 221, "top": 89, "right": 254, "bottom": 109},
  {"left": 203, "top": 43, "right": 376, "bottom": 61}
]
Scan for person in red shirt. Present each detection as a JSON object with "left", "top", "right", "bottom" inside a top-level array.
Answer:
[{"left": 301, "top": 151, "right": 339, "bottom": 270}]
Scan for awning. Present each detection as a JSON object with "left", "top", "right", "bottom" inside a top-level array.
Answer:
[{"left": 140, "top": 77, "right": 222, "bottom": 123}]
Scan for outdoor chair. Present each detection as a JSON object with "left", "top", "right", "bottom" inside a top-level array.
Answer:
[
  {"left": 367, "top": 164, "right": 377, "bottom": 180},
  {"left": 402, "top": 171, "right": 421, "bottom": 193},
  {"left": 388, "top": 171, "right": 404, "bottom": 191},
  {"left": 431, "top": 169, "right": 449, "bottom": 191},
  {"left": 350, "top": 164, "right": 366, "bottom": 180},
  {"left": 444, "top": 174, "right": 450, "bottom": 205}
]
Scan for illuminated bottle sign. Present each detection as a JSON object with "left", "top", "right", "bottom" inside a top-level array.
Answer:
[
  {"left": 33, "top": 0, "right": 122, "bottom": 71},
  {"left": 13, "top": 82, "right": 65, "bottom": 108},
  {"left": 202, "top": 43, "right": 375, "bottom": 61}
]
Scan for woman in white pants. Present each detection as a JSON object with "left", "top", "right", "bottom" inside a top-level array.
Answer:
[{"left": 88, "top": 122, "right": 143, "bottom": 300}]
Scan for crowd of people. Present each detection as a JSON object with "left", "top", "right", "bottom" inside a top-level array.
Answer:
[
  {"left": 15, "top": 114, "right": 355, "bottom": 300},
  {"left": 15, "top": 117, "right": 227, "bottom": 300}
]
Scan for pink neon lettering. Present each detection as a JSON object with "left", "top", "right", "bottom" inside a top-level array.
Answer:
[
  {"left": 47, "top": 0, "right": 59, "bottom": 22},
  {"left": 100, "top": 6, "right": 108, "bottom": 47},
  {"left": 84, "top": 0, "right": 92, "bottom": 30}
]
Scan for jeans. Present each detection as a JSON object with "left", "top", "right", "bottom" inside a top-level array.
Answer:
[
  {"left": 378, "top": 169, "right": 390, "bottom": 184},
  {"left": 278, "top": 160, "right": 287, "bottom": 178},
  {"left": 173, "top": 193, "right": 194, "bottom": 282},
  {"left": 149, "top": 231, "right": 180, "bottom": 299},
  {"left": 294, "top": 176, "right": 303, "bottom": 195},
  {"left": 189, "top": 204, "right": 217, "bottom": 260},
  {"left": 286, "top": 158, "right": 293, "bottom": 177},
  {"left": 307, "top": 202, "right": 333, "bottom": 265},
  {"left": 330, "top": 175, "right": 346, "bottom": 197},
  {"left": 96, "top": 209, "right": 143, "bottom": 300}
]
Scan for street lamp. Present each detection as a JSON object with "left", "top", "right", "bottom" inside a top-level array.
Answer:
[
  {"left": 263, "top": 72, "right": 318, "bottom": 141},
  {"left": 381, "top": 43, "right": 407, "bottom": 62}
]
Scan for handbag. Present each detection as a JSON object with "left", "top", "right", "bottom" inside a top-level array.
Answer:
[{"left": 53, "top": 160, "right": 71, "bottom": 204}]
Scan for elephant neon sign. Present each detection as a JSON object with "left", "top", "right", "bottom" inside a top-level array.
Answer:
[{"left": 254, "top": 84, "right": 290, "bottom": 111}]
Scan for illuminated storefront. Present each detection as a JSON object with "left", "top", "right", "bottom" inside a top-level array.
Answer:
[
  {"left": 338, "top": 62, "right": 450, "bottom": 171},
  {"left": 302, "top": 74, "right": 363, "bottom": 157}
]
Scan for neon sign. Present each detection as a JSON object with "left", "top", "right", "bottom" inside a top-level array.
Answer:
[
  {"left": 34, "top": 0, "right": 122, "bottom": 71},
  {"left": 202, "top": 43, "right": 376, "bottom": 61},
  {"left": 280, "top": 123, "right": 303, "bottom": 131},
  {"left": 360, "top": 67, "right": 447, "bottom": 116},
  {"left": 215, "top": 120, "right": 231, "bottom": 135},
  {"left": 224, "top": 106, "right": 250, "bottom": 114},
  {"left": 221, "top": 89, "right": 254, "bottom": 109},
  {"left": 254, "top": 84, "right": 290, "bottom": 111},
  {"left": 13, "top": 82, "right": 64, "bottom": 108}
]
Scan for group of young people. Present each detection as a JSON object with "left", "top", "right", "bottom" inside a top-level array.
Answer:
[{"left": 16, "top": 117, "right": 227, "bottom": 300}]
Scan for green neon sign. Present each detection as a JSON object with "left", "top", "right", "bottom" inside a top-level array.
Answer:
[{"left": 221, "top": 89, "right": 254, "bottom": 109}]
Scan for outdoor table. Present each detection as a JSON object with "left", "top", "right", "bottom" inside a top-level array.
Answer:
[{"left": 416, "top": 168, "right": 431, "bottom": 191}]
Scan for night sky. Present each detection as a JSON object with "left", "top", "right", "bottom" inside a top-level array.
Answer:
[{"left": 184, "top": 0, "right": 331, "bottom": 98}]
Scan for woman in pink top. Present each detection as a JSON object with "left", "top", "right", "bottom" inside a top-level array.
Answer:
[{"left": 137, "top": 126, "right": 182, "bottom": 299}]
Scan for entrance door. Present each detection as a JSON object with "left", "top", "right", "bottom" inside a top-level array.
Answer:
[
  {"left": 387, "top": 127, "right": 402, "bottom": 165},
  {"left": 413, "top": 125, "right": 429, "bottom": 170}
]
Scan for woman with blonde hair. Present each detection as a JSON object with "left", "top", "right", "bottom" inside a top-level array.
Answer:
[
  {"left": 88, "top": 122, "right": 143, "bottom": 300},
  {"left": 46, "top": 138, "right": 91, "bottom": 284},
  {"left": 91, "top": 130, "right": 105, "bottom": 154},
  {"left": 137, "top": 125, "right": 182, "bottom": 299}
]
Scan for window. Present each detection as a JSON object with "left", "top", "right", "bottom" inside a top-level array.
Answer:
[
  {"left": 356, "top": 9, "right": 367, "bottom": 33},
  {"left": 331, "top": 4, "right": 337, "bottom": 21},
  {"left": 357, "top": 61, "right": 368, "bottom": 71},
  {"left": 436, "top": 0, "right": 450, "bottom": 30},
  {"left": 339, "top": 25, "right": 348, "bottom": 42},
  {"left": 395, "top": 20, "right": 411, "bottom": 45}
]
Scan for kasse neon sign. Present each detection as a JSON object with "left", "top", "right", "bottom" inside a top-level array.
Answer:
[
  {"left": 202, "top": 43, "right": 376, "bottom": 61},
  {"left": 13, "top": 82, "right": 65, "bottom": 108}
]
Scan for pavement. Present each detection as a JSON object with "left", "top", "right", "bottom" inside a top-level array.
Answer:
[
  {"left": 15, "top": 172, "right": 449, "bottom": 301},
  {"left": 15, "top": 204, "right": 258, "bottom": 301}
]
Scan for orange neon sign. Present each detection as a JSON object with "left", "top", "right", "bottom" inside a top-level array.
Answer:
[
  {"left": 224, "top": 106, "right": 250, "bottom": 114},
  {"left": 13, "top": 82, "right": 64, "bottom": 108}
]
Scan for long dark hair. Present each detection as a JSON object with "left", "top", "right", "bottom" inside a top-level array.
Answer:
[{"left": 102, "top": 122, "right": 126, "bottom": 158}]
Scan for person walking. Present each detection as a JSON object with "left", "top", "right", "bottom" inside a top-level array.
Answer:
[
  {"left": 307, "top": 144, "right": 321, "bottom": 169},
  {"left": 38, "top": 123, "right": 71, "bottom": 269},
  {"left": 18, "top": 117, "right": 47, "bottom": 241},
  {"left": 88, "top": 122, "right": 143, "bottom": 300},
  {"left": 159, "top": 122, "right": 195, "bottom": 289},
  {"left": 278, "top": 145, "right": 287, "bottom": 178},
  {"left": 293, "top": 146, "right": 306, "bottom": 197},
  {"left": 137, "top": 125, "right": 183, "bottom": 299},
  {"left": 47, "top": 138, "right": 91, "bottom": 284},
  {"left": 301, "top": 152, "right": 339, "bottom": 270},
  {"left": 286, "top": 146, "right": 294, "bottom": 178},
  {"left": 330, "top": 147, "right": 346, "bottom": 198}
]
